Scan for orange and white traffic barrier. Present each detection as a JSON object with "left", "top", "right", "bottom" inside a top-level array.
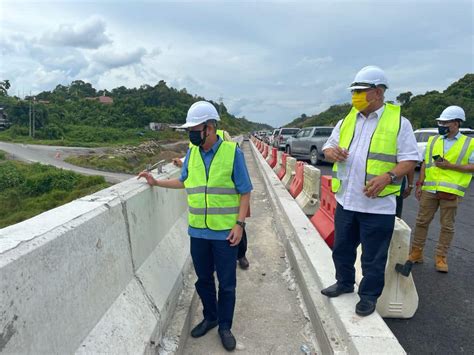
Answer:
[
  {"left": 310, "top": 175, "right": 336, "bottom": 248},
  {"left": 267, "top": 147, "right": 278, "bottom": 168},
  {"left": 282, "top": 156, "right": 297, "bottom": 190},
  {"left": 277, "top": 153, "right": 288, "bottom": 180},
  {"left": 289, "top": 161, "right": 305, "bottom": 198},
  {"left": 273, "top": 150, "right": 283, "bottom": 173},
  {"left": 262, "top": 144, "right": 269, "bottom": 158},
  {"left": 295, "top": 165, "right": 321, "bottom": 216}
]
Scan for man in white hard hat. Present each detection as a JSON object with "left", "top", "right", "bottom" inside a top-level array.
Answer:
[
  {"left": 321, "top": 66, "right": 419, "bottom": 316},
  {"left": 409, "top": 105, "right": 474, "bottom": 272},
  {"left": 138, "top": 101, "right": 252, "bottom": 350}
]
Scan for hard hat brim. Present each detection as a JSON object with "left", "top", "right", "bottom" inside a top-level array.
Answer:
[
  {"left": 180, "top": 121, "right": 203, "bottom": 128},
  {"left": 347, "top": 85, "right": 374, "bottom": 90}
]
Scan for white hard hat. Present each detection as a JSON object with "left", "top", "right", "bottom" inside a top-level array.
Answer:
[
  {"left": 436, "top": 105, "right": 466, "bottom": 122},
  {"left": 180, "top": 101, "right": 220, "bottom": 128},
  {"left": 349, "top": 65, "right": 389, "bottom": 90}
]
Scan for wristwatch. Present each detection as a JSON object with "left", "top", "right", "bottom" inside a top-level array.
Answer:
[
  {"left": 236, "top": 220, "right": 246, "bottom": 228},
  {"left": 387, "top": 171, "right": 398, "bottom": 184}
]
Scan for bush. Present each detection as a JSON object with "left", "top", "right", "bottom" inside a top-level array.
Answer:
[{"left": 0, "top": 162, "right": 24, "bottom": 189}]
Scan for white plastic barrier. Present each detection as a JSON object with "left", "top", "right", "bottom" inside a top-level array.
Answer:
[
  {"left": 265, "top": 145, "right": 273, "bottom": 164},
  {"left": 355, "top": 218, "right": 419, "bottom": 318},
  {"left": 281, "top": 156, "right": 296, "bottom": 190},
  {"left": 273, "top": 150, "right": 283, "bottom": 173},
  {"left": 295, "top": 165, "right": 321, "bottom": 215},
  {"left": 0, "top": 165, "right": 191, "bottom": 354}
]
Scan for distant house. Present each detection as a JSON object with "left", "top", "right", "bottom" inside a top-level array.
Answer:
[
  {"left": 169, "top": 124, "right": 186, "bottom": 132},
  {"left": 0, "top": 108, "right": 10, "bottom": 130},
  {"left": 149, "top": 122, "right": 169, "bottom": 131},
  {"left": 98, "top": 96, "right": 113, "bottom": 104},
  {"left": 84, "top": 96, "right": 114, "bottom": 104}
]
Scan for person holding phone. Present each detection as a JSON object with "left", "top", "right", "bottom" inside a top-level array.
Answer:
[{"left": 409, "top": 106, "right": 474, "bottom": 272}]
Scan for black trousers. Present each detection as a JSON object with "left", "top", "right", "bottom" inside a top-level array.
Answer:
[
  {"left": 237, "top": 228, "right": 247, "bottom": 259},
  {"left": 333, "top": 203, "right": 395, "bottom": 302},
  {"left": 191, "top": 237, "right": 238, "bottom": 330}
]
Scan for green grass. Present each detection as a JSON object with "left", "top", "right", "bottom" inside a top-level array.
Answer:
[
  {"left": 0, "top": 125, "right": 187, "bottom": 147},
  {"left": 0, "top": 159, "right": 110, "bottom": 229}
]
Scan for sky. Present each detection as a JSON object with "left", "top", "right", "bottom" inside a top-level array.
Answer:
[{"left": 1, "top": 0, "right": 473, "bottom": 127}]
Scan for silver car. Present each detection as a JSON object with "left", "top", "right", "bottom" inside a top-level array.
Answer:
[{"left": 285, "top": 126, "right": 333, "bottom": 165}]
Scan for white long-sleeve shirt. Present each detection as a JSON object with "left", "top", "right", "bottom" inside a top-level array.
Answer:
[{"left": 322, "top": 105, "right": 420, "bottom": 215}]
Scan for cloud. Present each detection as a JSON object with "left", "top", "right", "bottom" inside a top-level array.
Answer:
[
  {"left": 41, "top": 16, "right": 111, "bottom": 49},
  {"left": 296, "top": 56, "right": 333, "bottom": 68},
  {"left": 91, "top": 47, "right": 147, "bottom": 69}
]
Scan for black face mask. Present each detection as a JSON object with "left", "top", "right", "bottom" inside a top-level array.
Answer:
[
  {"left": 189, "top": 125, "right": 207, "bottom": 146},
  {"left": 438, "top": 125, "right": 450, "bottom": 136}
]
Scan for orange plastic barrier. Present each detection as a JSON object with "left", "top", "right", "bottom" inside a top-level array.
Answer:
[
  {"left": 310, "top": 175, "right": 336, "bottom": 248},
  {"left": 259, "top": 141, "right": 265, "bottom": 153},
  {"left": 277, "top": 153, "right": 288, "bottom": 180},
  {"left": 289, "top": 161, "right": 305, "bottom": 198},
  {"left": 268, "top": 147, "right": 278, "bottom": 168},
  {"left": 263, "top": 144, "right": 269, "bottom": 158}
]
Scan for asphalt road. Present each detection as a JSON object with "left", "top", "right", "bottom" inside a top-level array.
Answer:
[
  {"left": 315, "top": 162, "right": 474, "bottom": 354},
  {"left": 0, "top": 141, "right": 134, "bottom": 183}
]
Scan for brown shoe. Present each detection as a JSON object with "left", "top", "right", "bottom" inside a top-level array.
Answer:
[
  {"left": 408, "top": 247, "right": 424, "bottom": 263},
  {"left": 238, "top": 256, "right": 249, "bottom": 269},
  {"left": 435, "top": 255, "right": 448, "bottom": 273}
]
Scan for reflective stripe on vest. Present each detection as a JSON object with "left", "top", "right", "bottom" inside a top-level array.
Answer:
[
  {"left": 183, "top": 141, "right": 240, "bottom": 230},
  {"left": 422, "top": 134, "right": 474, "bottom": 197},
  {"left": 332, "top": 103, "right": 402, "bottom": 197}
]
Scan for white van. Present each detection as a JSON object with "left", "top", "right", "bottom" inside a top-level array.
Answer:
[{"left": 414, "top": 127, "right": 474, "bottom": 161}]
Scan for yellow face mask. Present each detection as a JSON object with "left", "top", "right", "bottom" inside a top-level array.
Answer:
[{"left": 352, "top": 91, "right": 370, "bottom": 112}]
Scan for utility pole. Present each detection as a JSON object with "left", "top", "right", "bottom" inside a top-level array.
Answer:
[
  {"left": 29, "top": 94, "right": 32, "bottom": 137},
  {"left": 32, "top": 96, "right": 36, "bottom": 138}
]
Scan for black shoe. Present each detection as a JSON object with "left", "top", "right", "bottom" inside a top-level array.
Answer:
[
  {"left": 321, "top": 283, "right": 354, "bottom": 298},
  {"left": 238, "top": 256, "right": 250, "bottom": 269},
  {"left": 190, "top": 319, "right": 218, "bottom": 338},
  {"left": 218, "top": 329, "right": 236, "bottom": 351},
  {"left": 355, "top": 299, "right": 376, "bottom": 316}
]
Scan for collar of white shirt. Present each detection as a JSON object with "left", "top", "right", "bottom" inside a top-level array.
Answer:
[{"left": 356, "top": 105, "right": 385, "bottom": 120}]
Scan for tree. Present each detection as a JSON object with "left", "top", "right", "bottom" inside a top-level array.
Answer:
[
  {"left": 0, "top": 80, "right": 10, "bottom": 96},
  {"left": 396, "top": 91, "right": 413, "bottom": 105}
]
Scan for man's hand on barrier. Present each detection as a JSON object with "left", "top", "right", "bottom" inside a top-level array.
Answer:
[
  {"left": 137, "top": 170, "right": 156, "bottom": 186},
  {"left": 227, "top": 224, "right": 243, "bottom": 246},
  {"left": 324, "top": 146, "right": 349, "bottom": 162},
  {"left": 364, "top": 173, "right": 391, "bottom": 198},
  {"left": 172, "top": 158, "right": 183, "bottom": 168}
]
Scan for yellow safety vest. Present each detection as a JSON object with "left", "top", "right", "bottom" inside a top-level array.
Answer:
[
  {"left": 332, "top": 103, "right": 402, "bottom": 197},
  {"left": 423, "top": 134, "right": 474, "bottom": 197},
  {"left": 184, "top": 141, "right": 240, "bottom": 230},
  {"left": 189, "top": 129, "right": 227, "bottom": 148}
]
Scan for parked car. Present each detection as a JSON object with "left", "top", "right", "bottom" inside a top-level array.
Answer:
[
  {"left": 276, "top": 127, "right": 300, "bottom": 150},
  {"left": 270, "top": 128, "right": 281, "bottom": 147},
  {"left": 414, "top": 127, "right": 474, "bottom": 161},
  {"left": 285, "top": 126, "right": 333, "bottom": 165}
]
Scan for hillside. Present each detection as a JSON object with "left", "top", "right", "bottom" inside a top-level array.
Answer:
[
  {"left": 0, "top": 80, "right": 272, "bottom": 145},
  {"left": 285, "top": 74, "right": 473, "bottom": 129}
]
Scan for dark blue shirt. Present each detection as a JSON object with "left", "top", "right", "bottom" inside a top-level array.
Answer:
[{"left": 179, "top": 137, "right": 253, "bottom": 240}]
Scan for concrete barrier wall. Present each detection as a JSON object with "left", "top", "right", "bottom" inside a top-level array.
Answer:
[
  {"left": 249, "top": 140, "right": 405, "bottom": 354},
  {"left": 0, "top": 165, "right": 191, "bottom": 354}
]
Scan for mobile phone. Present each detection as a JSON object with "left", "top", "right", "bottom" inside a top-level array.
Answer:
[{"left": 432, "top": 155, "right": 443, "bottom": 162}]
